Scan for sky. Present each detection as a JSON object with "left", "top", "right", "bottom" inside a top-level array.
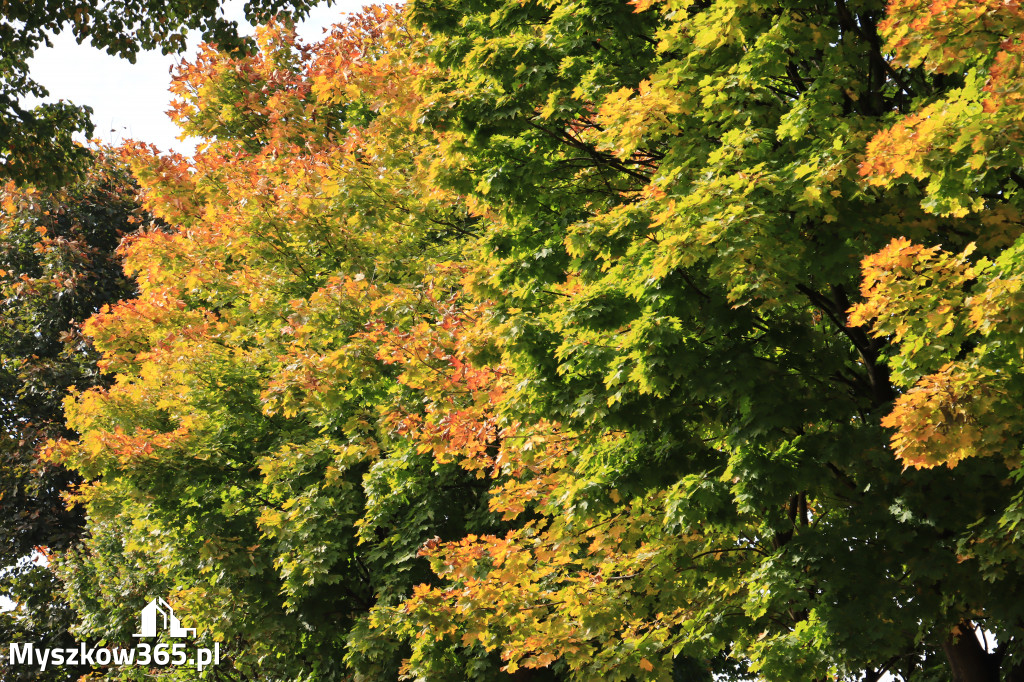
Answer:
[{"left": 23, "top": 0, "right": 369, "bottom": 155}]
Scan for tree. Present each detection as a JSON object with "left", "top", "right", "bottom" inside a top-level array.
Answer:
[
  {"left": 391, "top": 0, "right": 1024, "bottom": 680},
  {"left": 0, "top": 147, "right": 144, "bottom": 680},
  {"left": 36, "top": 2, "right": 1024, "bottom": 682},
  {"left": 48, "top": 10, "right": 505, "bottom": 680},
  {"left": 0, "top": 0, "right": 330, "bottom": 186}
]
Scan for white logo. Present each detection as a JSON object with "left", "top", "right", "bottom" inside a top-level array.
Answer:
[
  {"left": 7, "top": 596, "right": 219, "bottom": 672},
  {"left": 133, "top": 597, "right": 196, "bottom": 638}
]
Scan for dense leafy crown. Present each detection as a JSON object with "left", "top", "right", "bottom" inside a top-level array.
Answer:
[
  {"left": 1, "top": 148, "right": 144, "bottom": 680},
  {"left": 19, "top": 1, "right": 1024, "bottom": 681},
  {"left": 394, "top": 0, "right": 1024, "bottom": 679},
  {"left": 47, "top": 9, "right": 505, "bottom": 680}
]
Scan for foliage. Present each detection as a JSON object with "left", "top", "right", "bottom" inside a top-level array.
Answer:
[
  {"left": 0, "top": 147, "right": 143, "bottom": 679},
  {"left": 31, "top": 1, "right": 1024, "bottom": 682},
  {"left": 849, "top": 5, "right": 1024, "bottom": 667},
  {"left": 1, "top": 557, "right": 93, "bottom": 681},
  {"left": 852, "top": 0, "right": 1024, "bottom": 473},
  {"left": 0, "top": 148, "right": 140, "bottom": 556},
  {"left": 47, "top": 10, "right": 503, "bottom": 680},
  {"left": 0, "top": 0, "right": 330, "bottom": 186},
  {"left": 391, "top": 0, "right": 1024, "bottom": 680}
]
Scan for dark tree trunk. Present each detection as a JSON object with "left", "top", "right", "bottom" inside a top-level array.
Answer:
[{"left": 942, "top": 624, "right": 999, "bottom": 682}]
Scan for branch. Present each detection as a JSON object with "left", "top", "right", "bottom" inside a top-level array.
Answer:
[
  {"left": 525, "top": 119, "right": 651, "bottom": 185},
  {"left": 796, "top": 282, "right": 895, "bottom": 407}
]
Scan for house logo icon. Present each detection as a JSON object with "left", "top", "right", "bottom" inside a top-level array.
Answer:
[{"left": 132, "top": 597, "right": 196, "bottom": 638}]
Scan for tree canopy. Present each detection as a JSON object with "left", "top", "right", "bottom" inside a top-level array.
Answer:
[
  {"left": 392, "top": 0, "right": 1024, "bottom": 679},
  {"left": 0, "top": 0, "right": 330, "bottom": 186},
  {"left": 0, "top": 147, "right": 145, "bottom": 680},
  {"left": 10, "top": 1, "right": 1024, "bottom": 682}
]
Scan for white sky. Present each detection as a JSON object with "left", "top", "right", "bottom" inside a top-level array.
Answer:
[{"left": 23, "top": 0, "right": 371, "bottom": 154}]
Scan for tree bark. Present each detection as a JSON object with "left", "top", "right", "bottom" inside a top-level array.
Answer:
[{"left": 942, "top": 623, "right": 999, "bottom": 682}]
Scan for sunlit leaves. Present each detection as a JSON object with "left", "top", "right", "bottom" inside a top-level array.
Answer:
[
  {"left": 850, "top": 236, "right": 1024, "bottom": 470},
  {"left": 398, "top": 0, "right": 1024, "bottom": 678},
  {"left": 27, "top": 1, "right": 1024, "bottom": 681},
  {"left": 0, "top": 0, "right": 327, "bottom": 186},
  {"left": 47, "top": 9, "right": 492, "bottom": 680}
]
